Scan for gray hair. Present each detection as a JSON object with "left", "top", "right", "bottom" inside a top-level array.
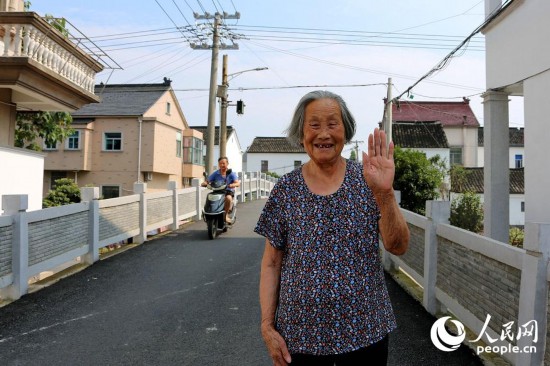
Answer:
[{"left": 285, "top": 90, "right": 356, "bottom": 147}]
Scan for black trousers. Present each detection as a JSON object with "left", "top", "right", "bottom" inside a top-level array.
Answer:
[{"left": 290, "top": 336, "right": 389, "bottom": 366}]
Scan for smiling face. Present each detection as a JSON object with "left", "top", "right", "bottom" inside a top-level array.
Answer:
[{"left": 301, "top": 98, "right": 346, "bottom": 166}]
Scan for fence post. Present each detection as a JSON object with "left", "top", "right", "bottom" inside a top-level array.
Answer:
[
  {"left": 191, "top": 178, "right": 202, "bottom": 221},
  {"left": 423, "top": 200, "right": 450, "bottom": 315},
  {"left": 168, "top": 181, "right": 178, "bottom": 230},
  {"left": 2, "top": 195, "right": 29, "bottom": 300},
  {"left": 134, "top": 182, "right": 147, "bottom": 244},
  {"left": 256, "top": 171, "right": 261, "bottom": 200},
  {"left": 248, "top": 173, "right": 253, "bottom": 201},
  {"left": 81, "top": 187, "right": 99, "bottom": 265},
  {"left": 516, "top": 222, "right": 550, "bottom": 365},
  {"left": 238, "top": 172, "right": 245, "bottom": 203}
]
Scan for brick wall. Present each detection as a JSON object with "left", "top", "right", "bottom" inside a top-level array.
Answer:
[
  {"left": 99, "top": 202, "right": 140, "bottom": 242},
  {"left": 28, "top": 212, "right": 88, "bottom": 266},
  {"left": 0, "top": 225, "right": 12, "bottom": 277},
  {"left": 437, "top": 237, "right": 521, "bottom": 338},
  {"left": 147, "top": 196, "right": 172, "bottom": 226},
  {"left": 178, "top": 191, "right": 195, "bottom": 217}
]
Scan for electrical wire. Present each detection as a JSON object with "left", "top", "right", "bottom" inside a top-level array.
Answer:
[{"left": 394, "top": 0, "right": 514, "bottom": 102}]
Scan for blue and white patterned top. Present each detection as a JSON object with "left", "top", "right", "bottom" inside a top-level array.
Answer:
[{"left": 254, "top": 160, "right": 396, "bottom": 355}]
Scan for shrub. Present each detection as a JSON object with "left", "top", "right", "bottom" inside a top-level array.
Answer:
[
  {"left": 450, "top": 192, "right": 483, "bottom": 233},
  {"left": 43, "top": 178, "right": 81, "bottom": 208}
]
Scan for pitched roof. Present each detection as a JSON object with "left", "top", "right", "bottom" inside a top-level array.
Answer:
[
  {"left": 392, "top": 122, "right": 449, "bottom": 149},
  {"left": 478, "top": 127, "right": 524, "bottom": 147},
  {"left": 72, "top": 82, "right": 171, "bottom": 117},
  {"left": 189, "top": 126, "right": 235, "bottom": 145},
  {"left": 247, "top": 137, "right": 306, "bottom": 153},
  {"left": 451, "top": 167, "right": 524, "bottom": 194},
  {"left": 391, "top": 99, "right": 480, "bottom": 127}
]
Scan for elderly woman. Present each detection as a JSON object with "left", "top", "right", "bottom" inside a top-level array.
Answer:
[{"left": 255, "top": 90, "right": 409, "bottom": 366}]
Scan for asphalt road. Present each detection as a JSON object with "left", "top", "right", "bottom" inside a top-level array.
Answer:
[{"left": 0, "top": 199, "right": 483, "bottom": 366}]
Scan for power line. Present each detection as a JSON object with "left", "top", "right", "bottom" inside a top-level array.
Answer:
[{"left": 394, "top": 0, "right": 514, "bottom": 102}]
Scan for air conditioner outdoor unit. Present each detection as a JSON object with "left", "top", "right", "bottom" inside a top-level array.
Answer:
[{"left": 144, "top": 172, "right": 153, "bottom": 181}]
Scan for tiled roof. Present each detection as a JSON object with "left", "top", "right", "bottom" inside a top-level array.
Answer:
[
  {"left": 391, "top": 99, "right": 480, "bottom": 127},
  {"left": 478, "top": 127, "right": 524, "bottom": 147},
  {"left": 451, "top": 167, "right": 524, "bottom": 194},
  {"left": 72, "top": 83, "right": 171, "bottom": 117},
  {"left": 188, "top": 126, "right": 234, "bottom": 145},
  {"left": 247, "top": 137, "right": 305, "bottom": 153},
  {"left": 392, "top": 122, "right": 448, "bottom": 149}
]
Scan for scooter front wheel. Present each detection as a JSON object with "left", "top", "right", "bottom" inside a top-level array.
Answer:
[{"left": 207, "top": 218, "right": 217, "bottom": 239}]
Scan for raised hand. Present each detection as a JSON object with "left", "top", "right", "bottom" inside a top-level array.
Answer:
[{"left": 362, "top": 128, "right": 395, "bottom": 194}]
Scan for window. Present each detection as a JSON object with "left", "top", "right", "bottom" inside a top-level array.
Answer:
[
  {"left": 104, "top": 132, "right": 122, "bottom": 151},
  {"left": 294, "top": 160, "right": 302, "bottom": 169},
  {"left": 50, "top": 171, "right": 67, "bottom": 189},
  {"left": 183, "top": 136, "right": 204, "bottom": 165},
  {"left": 521, "top": 201, "right": 525, "bottom": 212},
  {"left": 176, "top": 131, "right": 182, "bottom": 158},
  {"left": 450, "top": 147, "right": 463, "bottom": 166},
  {"left": 515, "top": 154, "right": 523, "bottom": 168},
  {"left": 166, "top": 102, "right": 171, "bottom": 115},
  {"left": 66, "top": 130, "right": 80, "bottom": 150},
  {"left": 43, "top": 140, "right": 58, "bottom": 150},
  {"left": 261, "top": 160, "right": 268, "bottom": 173},
  {"left": 101, "top": 185, "right": 120, "bottom": 199}
]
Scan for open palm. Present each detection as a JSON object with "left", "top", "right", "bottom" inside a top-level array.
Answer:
[{"left": 362, "top": 128, "right": 395, "bottom": 193}]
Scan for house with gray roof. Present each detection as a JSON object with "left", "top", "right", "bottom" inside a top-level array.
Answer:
[
  {"left": 477, "top": 127, "right": 524, "bottom": 168},
  {"left": 392, "top": 121, "right": 450, "bottom": 166},
  {"left": 245, "top": 137, "right": 309, "bottom": 175},
  {"left": 391, "top": 98, "right": 480, "bottom": 167},
  {"left": 450, "top": 167, "right": 525, "bottom": 227},
  {"left": 42, "top": 80, "right": 205, "bottom": 198}
]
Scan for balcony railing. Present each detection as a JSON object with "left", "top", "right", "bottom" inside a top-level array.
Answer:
[{"left": 0, "top": 12, "right": 104, "bottom": 94}]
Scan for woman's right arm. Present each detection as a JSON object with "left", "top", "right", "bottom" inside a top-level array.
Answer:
[{"left": 259, "top": 240, "right": 292, "bottom": 366}]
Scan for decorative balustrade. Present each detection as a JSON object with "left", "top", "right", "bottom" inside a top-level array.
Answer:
[{"left": 0, "top": 13, "right": 100, "bottom": 94}]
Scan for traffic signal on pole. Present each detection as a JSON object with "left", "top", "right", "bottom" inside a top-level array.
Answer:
[{"left": 236, "top": 100, "right": 244, "bottom": 114}]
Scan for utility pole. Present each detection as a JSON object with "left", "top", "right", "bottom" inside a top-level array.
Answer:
[
  {"left": 192, "top": 12, "right": 240, "bottom": 174},
  {"left": 219, "top": 54, "right": 229, "bottom": 157},
  {"left": 384, "top": 77, "right": 393, "bottom": 147},
  {"left": 350, "top": 140, "right": 364, "bottom": 162}
]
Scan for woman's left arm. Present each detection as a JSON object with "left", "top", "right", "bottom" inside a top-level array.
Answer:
[
  {"left": 373, "top": 190, "right": 409, "bottom": 255},
  {"left": 363, "top": 128, "right": 409, "bottom": 255}
]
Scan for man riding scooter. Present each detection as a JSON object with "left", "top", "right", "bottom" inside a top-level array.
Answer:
[{"left": 201, "top": 156, "right": 240, "bottom": 224}]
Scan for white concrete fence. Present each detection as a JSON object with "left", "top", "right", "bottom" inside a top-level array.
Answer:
[
  {"left": 3, "top": 177, "right": 549, "bottom": 365},
  {"left": 0, "top": 172, "right": 275, "bottom": 302},
  {"left": 384, "top": 200, "right": 550, "bottom": 366}
]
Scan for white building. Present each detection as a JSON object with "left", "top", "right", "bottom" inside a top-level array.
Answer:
[{"left": 245, "top": 137, "right": 309, "bottom": 176}]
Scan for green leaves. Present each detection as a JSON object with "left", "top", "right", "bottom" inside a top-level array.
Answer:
[
  {"left": 393, "top": 147, "right": 444, "bottom": 215},
  {"left": 15, "top": 112, "right": 73, "bottom": 150},
  {"left": 43, "top": 178, "right": 81, "bottom": 208}
]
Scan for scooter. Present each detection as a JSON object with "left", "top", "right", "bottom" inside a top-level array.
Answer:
[{"left": 202, "top": 171, "right": 237, "bottom": 240}]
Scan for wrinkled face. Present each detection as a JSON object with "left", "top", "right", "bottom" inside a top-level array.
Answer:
[
  {"left": 218, "top": 158, "right": 228, "bottom": 174},
  {"left": 301, "top": 98, "right": 345, "bottom": 165}
]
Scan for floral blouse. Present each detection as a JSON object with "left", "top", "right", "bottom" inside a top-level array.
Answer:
[{"left": 255, "top": 160, "right": 396, "bottom": 355}]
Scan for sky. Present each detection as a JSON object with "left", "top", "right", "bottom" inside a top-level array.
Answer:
[{"left": 29, "top": 0, "right": 524, "bottom": 156}]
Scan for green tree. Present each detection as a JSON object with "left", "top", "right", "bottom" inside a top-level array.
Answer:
[
  {"left": 15, "top": 112, "right": 73, "bottom": 151},
  {"left": 509, "top": 227, "right": 524, "bottom": 248},
  {"left": 393, "top": 147, "right": 444, "bottom": 215},
  {"left": 450, "top": 192, "right": 484, "bottom": 233},
  {"left": 349, "top": 149, "right": 357, "bottom": 161},
  {"left": 43, "top": 178, "right": 81, "bottom": 208}
]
